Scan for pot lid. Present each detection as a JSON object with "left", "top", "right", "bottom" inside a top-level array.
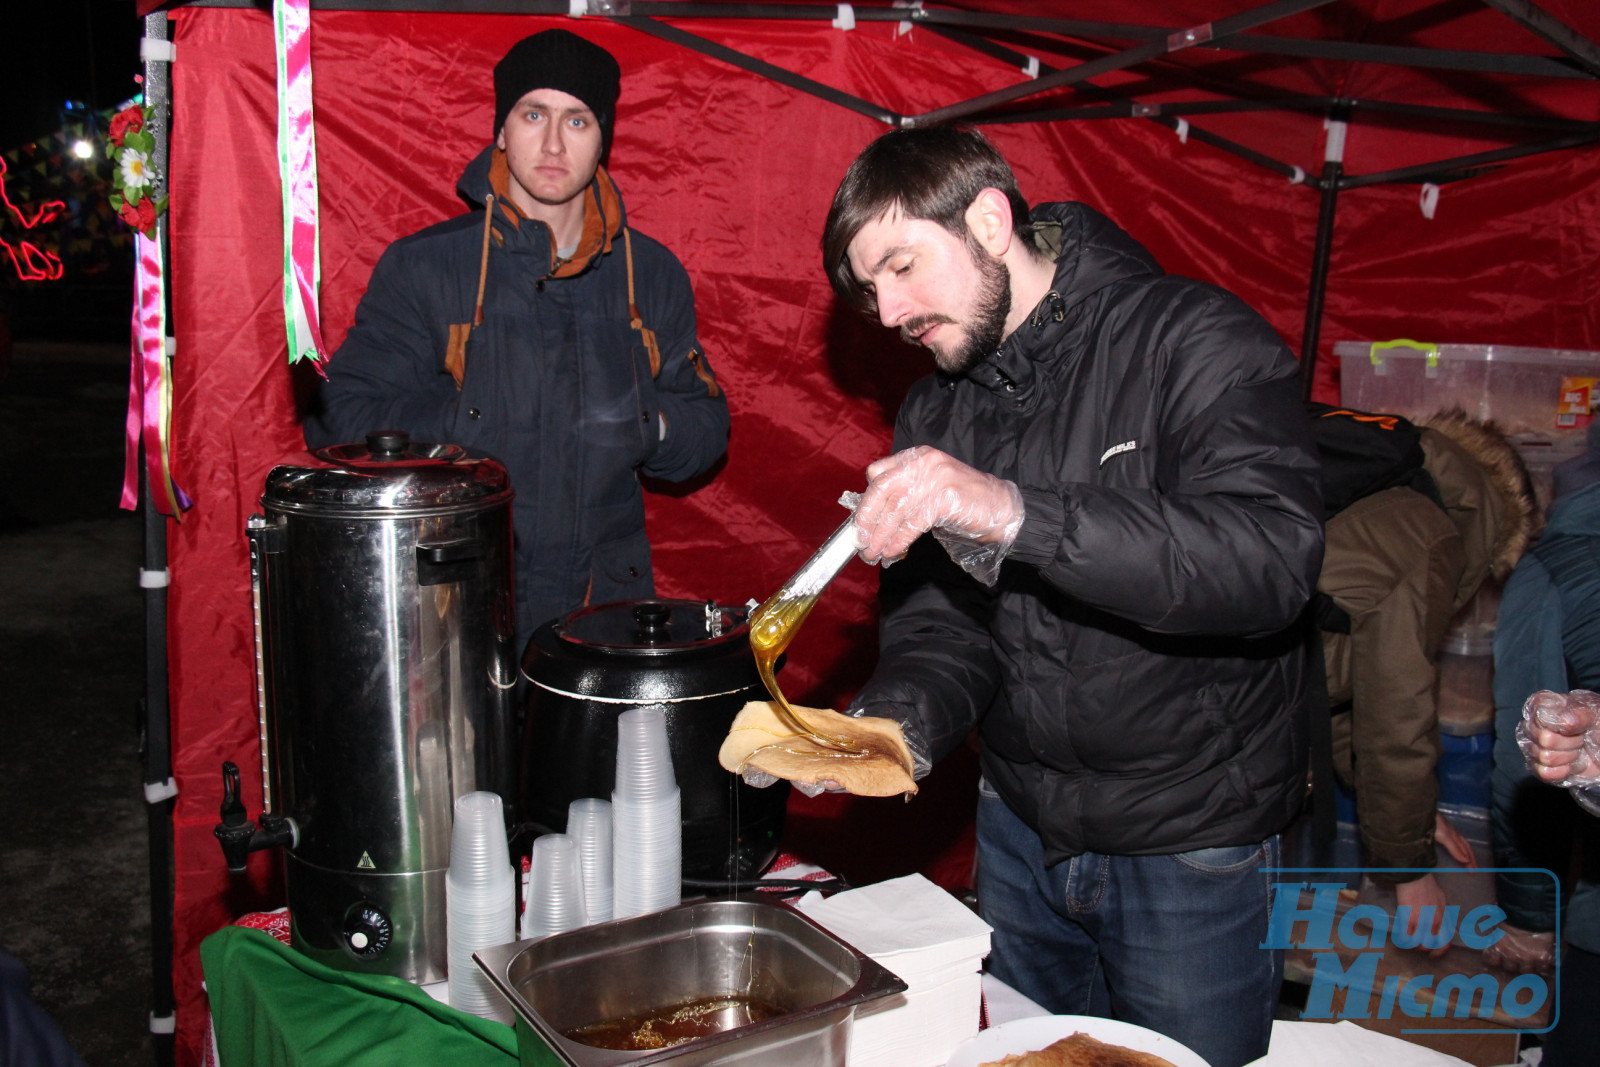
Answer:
[
  {"left": 556, "top": 598, "right": 749, "bottom": 654},
  {"left": 263, "top": 430, "right": 513, "bottom": 512}
]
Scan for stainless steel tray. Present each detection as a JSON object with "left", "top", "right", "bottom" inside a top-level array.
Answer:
[{"left": 474, "top": 896, "right": 907, "bottom": 1066}]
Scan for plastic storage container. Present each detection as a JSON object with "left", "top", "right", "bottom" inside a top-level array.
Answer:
[{"left": 1333, "top": 341, "right": 1598, "bottom": 438}]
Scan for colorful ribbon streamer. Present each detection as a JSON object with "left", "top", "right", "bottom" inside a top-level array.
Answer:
[
  {"left": 121, "top": 228, "right": 192, "bottom": 517},
  {"left": 274, "top": 0, "right": 327, "bottom": 371}
]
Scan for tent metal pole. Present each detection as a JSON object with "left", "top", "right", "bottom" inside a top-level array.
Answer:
[
  {"left": 141, "top": 11, "right": 177, "bottom": 1067},
  {"left": 909, "top": 0, "right": 1338, "bottom": 127},
  {"left": 1300, "top": 108, "right": 1347, "bottom": 401},
  {"left": 615, "top": 15, "right": 903, "bottom": 125},
  {"left": 1340, "top": 128, "right": 1600, "bottom": 188},
  {"left": 1478, "top": 0, "right": 1600, "bottom": 76}
]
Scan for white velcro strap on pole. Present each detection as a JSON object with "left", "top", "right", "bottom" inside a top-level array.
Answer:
[
  {"left": 145, "top": 778, "right": 179, "bottom": 804},
  {"left": 150, "top": 1013, "right": 176, "bottom": 1035},
  {"left": 1174, "top": 118, "right": 1190, "bottom": 144},
  {"left": 140, "top": 38, "right": 176, "bottom": 64},
  {"left": 1289, "top": 166, "right": 1307, "bottom": 185},
  {"left": 568, "top": 0, "right": 586, "bottom": 16},
  {"left": 894, "top": 0, "right": 922, "bottom": 35},
  {"left": 833, "top": 4, "right": 855, "bottom": 30},
  {"left": 1021, "top": 56, "right": 1040, "bottom": 79},
  {"left": 1420, "top": 183, "right": 1440, "bottom": 220},
  {"left": 140, "top": 568, "right": 171, "bottom": 589},
  {"left": 1324, "top": 118, "right": 1348, "bottom": 165}
]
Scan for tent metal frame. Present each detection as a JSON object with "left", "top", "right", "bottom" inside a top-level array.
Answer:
[
  {"left": 152, "top": 0, "right": 1600, "bottom": 363},
  {"left": 137, "top": 3, "right": 1600, "bottom": 1054}
]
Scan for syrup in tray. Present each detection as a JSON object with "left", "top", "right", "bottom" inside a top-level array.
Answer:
[{"left": 563, "top": 994, "right": 787, "bottom": 1050}]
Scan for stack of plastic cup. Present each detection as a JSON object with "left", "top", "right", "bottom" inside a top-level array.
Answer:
[
  {"left": 446, "top": 791, "right": 515, "bottom": 1022},
  {"left": 610, "top": 707, "right": 682, "bottom": 919},
  {"left": 522, "top": 833, "right": 587, "bottom": 939},
  {"left": 565, "top": 798, "right": 614, "bottom": 925}
]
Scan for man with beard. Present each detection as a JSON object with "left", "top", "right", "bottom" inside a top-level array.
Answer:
[{"left": 819, "top": 128, "right": 1324, "bottom": 1067}]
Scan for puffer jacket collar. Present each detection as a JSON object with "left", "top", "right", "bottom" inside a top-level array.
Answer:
[
  {"left": 455, "top": 144, "right": 626, "bottom": 279},
  {"left": 960, "top": 202, "right": 1163, "bottom": 403}
]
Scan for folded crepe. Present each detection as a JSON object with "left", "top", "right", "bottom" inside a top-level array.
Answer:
[
  {"left": 718, "top": 701, "right": 918, "bottom": 798},
  {"left": 982, "top": 1032, "right": 1178, "bottom": 1067}
]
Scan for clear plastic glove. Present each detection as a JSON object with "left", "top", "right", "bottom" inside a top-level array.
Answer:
[
  {"left": 794, "top": 705, "right": 934, "bottom": 796},
  {"left": 1481, "top": 921, "right": 1557, "bottom": 976},
  {"left": 854, "top": 446, "right": 1024, "bottom": 585},
  {"left": 1516, "top": 689, "right": 1600, "bottom": 815}
]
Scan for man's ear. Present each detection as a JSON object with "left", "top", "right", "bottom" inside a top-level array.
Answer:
[{"left": 964, "top": 188, "right": 1014, "bottom": 257}]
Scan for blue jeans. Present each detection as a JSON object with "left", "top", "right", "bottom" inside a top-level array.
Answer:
[{"left": 976, "top": 784, "right": 1281, "bottom": 1067}]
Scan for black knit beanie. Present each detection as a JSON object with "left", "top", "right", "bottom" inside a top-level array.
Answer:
[{"left": 493, "top": 30, "right": 621, "bottom": 149}]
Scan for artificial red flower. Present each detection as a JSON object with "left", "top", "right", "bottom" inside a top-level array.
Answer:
[
  {"left": 109, "top": 106, "right": 145, "bottom": 147},
  {"left": 118, "top": 196, "right": 158, "bottom": 235}
]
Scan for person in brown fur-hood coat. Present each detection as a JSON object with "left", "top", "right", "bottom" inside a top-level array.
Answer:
[{"left": 1319, "top": 407, "right": 1539, "bottom": 940}]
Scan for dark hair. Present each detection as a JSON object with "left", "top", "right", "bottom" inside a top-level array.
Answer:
[{"left": 821, "top": 126, "right": 1032, "bottom": 314}]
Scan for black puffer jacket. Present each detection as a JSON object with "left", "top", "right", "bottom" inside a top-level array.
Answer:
[
  {"left": 305, "top": 148, "right": 728, "bottom": 638},
  {"left": 855, "top": 202, "right": 1324, "bottom": 862}
]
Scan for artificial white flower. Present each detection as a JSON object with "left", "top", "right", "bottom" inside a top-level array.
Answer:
[{"left": 119, "top": 149, "right": 151, "bottom": 192}]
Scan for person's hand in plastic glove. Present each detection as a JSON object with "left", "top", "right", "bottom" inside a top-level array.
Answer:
[
  {"left": 853, "top": 446, "right": 1023, "bottom": 567},
  {"left": 1517, "top": 689, "right": 1600, "bottom": 786},
  {"left": 1481, "top": 922, "right": 1557, "bottom": 976}
]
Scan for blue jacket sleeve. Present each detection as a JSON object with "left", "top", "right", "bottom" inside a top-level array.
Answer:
[
  {"left": 632, "top": 241, "right": 729, "bottom": 483},
  {"left": 303, "top": 241, "right": 460, "bottom": 450}
]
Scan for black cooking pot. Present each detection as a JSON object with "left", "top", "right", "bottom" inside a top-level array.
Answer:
[{"left": 519, "top": 598, "right": 789, "bottom": 882}]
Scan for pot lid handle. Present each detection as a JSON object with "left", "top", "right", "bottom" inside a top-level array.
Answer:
[
  {"left": 633, "top": 602, "right": 672, "bottom": 644},
  {"left": 365, "top": 430, "right": 410, "bottom": 460}
]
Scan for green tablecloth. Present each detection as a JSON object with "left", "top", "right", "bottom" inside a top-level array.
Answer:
[{"left": 200, "top": 926, "right": 519, "bottom": 1067}]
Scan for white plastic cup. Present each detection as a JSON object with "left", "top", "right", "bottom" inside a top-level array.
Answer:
[
  {"left": 446, "top": 791, "right": 515, "bottom": 1021},
  {"left": 449, "top": 791, "right": 511, "bottom": 881},
  {"left": 525, "top": 833, "right": 587, "bottom": 939},
  {"left": 566, "top": 798, "right": 614, "bottom": 925},
  {"left": 611, "top": 788, "right": 681, "bottom": 919},
  {"left": 614, "top": 708, "right": 677, "bottom": 802}
]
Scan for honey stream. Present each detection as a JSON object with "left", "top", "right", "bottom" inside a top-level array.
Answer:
[{"left": 747, "top": 591, "right": 863, "bottom": 753}]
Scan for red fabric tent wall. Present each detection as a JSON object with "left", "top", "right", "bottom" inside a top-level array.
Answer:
[{"left": 162, "top": 7, "right": 1600, "bottom": 1062}]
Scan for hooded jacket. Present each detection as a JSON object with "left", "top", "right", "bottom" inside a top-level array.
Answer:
[
  {"left": 1319, "top": 411, "right": 1537, "bottom": 873},
  {"left": 854, "top": 202, "right": 1325, "bottom": 862},
  {"left": 305, "top": 147, "right": 729, "bottom": 638}
]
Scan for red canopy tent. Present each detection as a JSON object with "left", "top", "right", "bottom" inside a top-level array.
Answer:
[{"left": 126, "top": 2, "right": 1600, "bottom": 1062}]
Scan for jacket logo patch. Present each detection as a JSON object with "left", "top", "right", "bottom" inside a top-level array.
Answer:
[{"left": 1099, "top": 440, "right": 1137, "bottom": 466}]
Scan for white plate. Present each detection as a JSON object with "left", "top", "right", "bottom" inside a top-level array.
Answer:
[{"left": 945, "top": 1014, "right": 1211, "bottom": 1067}]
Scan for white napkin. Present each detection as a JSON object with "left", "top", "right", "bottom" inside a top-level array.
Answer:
[
  {"left": 1249, "top": 1020, "right": 1477, "bottom": 1067},
  {"left": 798, "top": 874, "right": 992, "bottom": 1067}
]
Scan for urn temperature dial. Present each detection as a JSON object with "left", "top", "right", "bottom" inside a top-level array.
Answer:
[{"left": 343, "top": 903, "right": 393, "bottom": 959}]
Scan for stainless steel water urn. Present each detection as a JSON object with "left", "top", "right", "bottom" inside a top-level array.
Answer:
[{"left": 239, "top": 430, "right": 517, "bottom": 983}]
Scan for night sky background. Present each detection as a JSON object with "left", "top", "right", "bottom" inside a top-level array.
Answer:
[
  {"left": 2, "top": 2, "right": 144, "bottom": 340},
  {"left": 2, "top": 1, "right": 144, "bottom": 152}
]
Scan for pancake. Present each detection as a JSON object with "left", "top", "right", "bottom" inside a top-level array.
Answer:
[
  {"left": 718, "top": 701, "right": 917, "bottom": 798},
  {"left": 981, "top": 1032, "right": 1180, "bottom": 1067}
]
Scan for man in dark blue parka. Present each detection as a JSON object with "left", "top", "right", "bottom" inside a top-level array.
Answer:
[{"left": 305, "top": 30, "right": 729, "bottom": 646}]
